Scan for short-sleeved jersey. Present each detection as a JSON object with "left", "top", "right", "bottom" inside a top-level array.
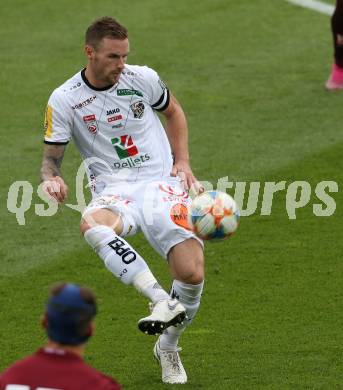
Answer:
[
  {"left": 0, "top": 347, "right": 121, "bottom": 390},
  {"left": 43, "top": 65, "right": 173, "bottom": 195}
]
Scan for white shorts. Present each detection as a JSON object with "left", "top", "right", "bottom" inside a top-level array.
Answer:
[{"left": 82, "top": 178, "right": 203, "bottom": 258}]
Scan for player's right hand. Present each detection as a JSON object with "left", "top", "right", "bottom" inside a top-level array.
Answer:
[{"left": 42, "top": 176, "right": 68, "bottom": 203}]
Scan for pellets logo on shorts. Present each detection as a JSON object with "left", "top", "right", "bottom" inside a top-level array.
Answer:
[{"left": 108, "top": 238, "right": 137, "bottom": 264}]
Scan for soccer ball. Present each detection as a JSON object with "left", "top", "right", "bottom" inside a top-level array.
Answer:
[{"left": 188, "top": 190, "right": 240, "bottom": 240}]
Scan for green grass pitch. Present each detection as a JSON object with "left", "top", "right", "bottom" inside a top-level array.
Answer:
[{"left": 0, "top": 0, "right": 342, "bottom": 388}]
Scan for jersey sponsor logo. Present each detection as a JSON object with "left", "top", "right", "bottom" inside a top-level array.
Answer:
[
  {"left": 122, "top": 70, "right": 136, "bottom": 76},
  {"left": 108, "top": 237, "right": 137, "bottom": 264},
  {"left": 112, "top": 123, "right": 124, "bottom": 129},
  {"left": 111, "top": 135, "right": 138, "bottom": 159},
  {"left": 113, "top": 153, "right": 150, "bottom": 169},
  {"left": 117, "top": 88, "right": 143, "bottom": 97},
  {"left": 108, "top": 114, "right": 123, "bottom": 123},
  {"left": 130, "top": 101, "right": 145, "bottom": 119},
  {"left": 69, "top": 81, "right": 82, "bottom": 91},
  {"left": 111, "top": 135, "right": 151, "bottom": 168},
  {"left": 83, "top": 114, "right": 98, "bottom": 134},
  {"left": 106, "top": 108, "right": 120, "bottom": 115},
  {"left": 72, "top": 95, "right": 97, "bottom": 110},
  {"left": 83, "top": 114, "right": 96, "bottom": 121},
  {"left": 170, "top": 203, "right": 190, "bottom": 230}
]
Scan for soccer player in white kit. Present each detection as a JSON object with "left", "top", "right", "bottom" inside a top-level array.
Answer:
[{"left": 40, "top": 17, "right": 204, "bottom": 385}]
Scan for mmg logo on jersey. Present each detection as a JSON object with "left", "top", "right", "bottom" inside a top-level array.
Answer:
[{"left": 111, "top": 135, "right": 150, "bottom": 168}]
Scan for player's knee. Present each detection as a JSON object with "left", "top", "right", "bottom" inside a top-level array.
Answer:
[
  {"left": 185, "top": 268, "right": 204, "bottom": 285},
  {"left": 169, "top": 239, "right": 204, "bottom": 284},
  {"left": 80, "top": 209, "right": 123, "bottom": 236},
  {"left": 180, "top": 256, "right": 205, "bottom": 285}
]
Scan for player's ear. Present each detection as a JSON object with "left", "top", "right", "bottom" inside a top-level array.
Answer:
[
  {"left": 85, "top": 45, "right": 95, "bottom": 60},
  {"left": 41, "top": 314, "right": 48, "bottom": 329}
]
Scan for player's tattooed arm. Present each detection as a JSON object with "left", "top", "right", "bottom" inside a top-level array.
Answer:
[
  {"left": 40, "top": 143, "right": 68, "bottom": 203},
  {"left": 40, "top": 143, "right": 66, "bottom": 181}
]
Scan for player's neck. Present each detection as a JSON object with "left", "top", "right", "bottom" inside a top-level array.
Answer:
[
  {"left": 45, "top": 340, "right": 86, "bottom": 358},
  {"left": 84, "top": 66, "right": 111, "bottom": 89}
]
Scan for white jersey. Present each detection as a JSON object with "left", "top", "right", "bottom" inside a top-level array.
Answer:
[{"left": 44, "top": 65, "right": 173, "bottom": 195}]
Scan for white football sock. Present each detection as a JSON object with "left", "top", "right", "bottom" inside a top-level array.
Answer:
[
  {"left": 84, "top": 225, "right": 170, "bottom": 302},
  {"left": 159, "top": 279, "right": 204, "bottom": 350},
  {"left": 132, "top": 268, "right": 170, "bottom": 303}
]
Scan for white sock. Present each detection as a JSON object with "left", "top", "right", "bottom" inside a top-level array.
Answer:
[
  {"left": 133, "top": 269, "right": 170, "bottom": 303},
  {"left": 159, "top": 279, "right": 204, "bottom": 350},
  {"left": 84, "top": 225, "right": 170, "bottom": 302}
]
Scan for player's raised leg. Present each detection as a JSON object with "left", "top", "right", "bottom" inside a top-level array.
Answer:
[
  {"left": 80, "top": 207, "right": 186, "bottom": 335},
  {"left": 154, "top": 238, "right": 204, "bottom": 384}
]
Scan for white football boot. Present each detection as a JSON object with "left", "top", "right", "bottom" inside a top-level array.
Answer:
[
  {"left": 138, "top": 299, "right": 186, "bottom": 335},
  {"left": 154, "top": 338, "right": 187, "bottom": 384}
]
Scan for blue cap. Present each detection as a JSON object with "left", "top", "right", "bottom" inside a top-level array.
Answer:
[{"left": 46, "top": 283, "right": 97, "bottom": 346}]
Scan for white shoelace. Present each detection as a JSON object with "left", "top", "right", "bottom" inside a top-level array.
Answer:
[
  {"left": 162, "top": 347, "right": 183, "bottom": 373},
  {"left": 167, "top": 354, "right": 181, "bottom": 372}
]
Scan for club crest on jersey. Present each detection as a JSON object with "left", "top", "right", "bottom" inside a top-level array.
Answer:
[
  {"left": 83, "top": 114, "right": 98, "bottom": 134},
  {"left": 130, "top": 101, "right": 145, "bottom": 119}
]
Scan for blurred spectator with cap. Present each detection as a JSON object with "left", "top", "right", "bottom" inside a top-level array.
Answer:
[{"left": 0, "top": 282, "right": 122, "bottom": 390}]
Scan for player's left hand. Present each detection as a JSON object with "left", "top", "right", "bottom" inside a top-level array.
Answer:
[{"left": 171, "top": 160, "right": 204, "bottom": 193}]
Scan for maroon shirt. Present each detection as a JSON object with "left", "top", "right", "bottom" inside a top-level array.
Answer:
[{"left": 0, "top": 347, "right": 121, "bottom": 390}]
